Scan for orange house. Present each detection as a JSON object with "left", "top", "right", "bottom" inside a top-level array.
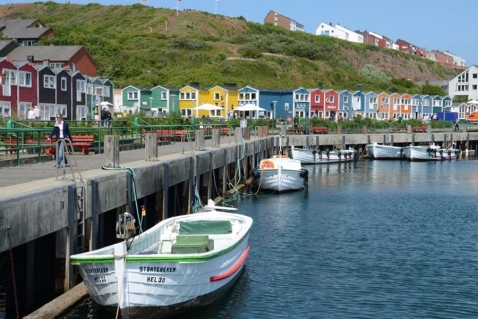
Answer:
[
  {"left": 398, "top": 93, "right": 412, "bottom": 120},
  {"left": 389, "top": 92, "right": 401, "bottom": 120},
  {"left": 376, "top": 92, "right": 391, "bottom": 121}
]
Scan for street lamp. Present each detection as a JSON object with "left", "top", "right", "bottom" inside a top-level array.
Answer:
[{"left": 272, "top": 100, "right": 277, "bottom": 119}]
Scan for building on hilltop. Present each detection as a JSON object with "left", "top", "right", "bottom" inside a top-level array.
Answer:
[
  {"left": 0, "top": 18, "right": 52, "bottom": 46},
  {"left": 264, "top": 11, "right": 304, "bottom": 32},
  {"left": 316, "top": 22, "right": 363, "bottom": 43}
]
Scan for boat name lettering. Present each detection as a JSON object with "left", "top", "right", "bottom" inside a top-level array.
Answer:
[
  {"left": 93, "top": 275, "right": 107, "bottom": 283},
  {"left": 146, "top": 276, "right": 166, "bottom": 283},
  {"left": 85, "top": 268, "right": 109, "bottom": 274},
  {"left": 139, "top": 266, "right": 176, "bottom": 273}
]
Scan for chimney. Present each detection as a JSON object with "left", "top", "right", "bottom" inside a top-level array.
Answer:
[
  {"left": 318, "top": 82, "right": 322, "bottom": 89},
  {"left": 357, "top": 84, "right": 362, "bottom": 92},
  {"left": 190, "top": 82, "right": 199, "bottom": 88},
  {"left": 27, "top": 55, "right": 34, "bottom": 62},
  {"left": 43, "top": 59, "right": 50, "bottom": 67},
  {"left": 392, "top": 87, "right": 396, "bottom": 93}
]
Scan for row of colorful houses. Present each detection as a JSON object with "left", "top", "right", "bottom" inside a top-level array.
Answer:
[
  {"left": 120, "top": 83, "right": 455, "bottom": 121},
  {"left": 0, "top": 57, "right": 113, "bottom": 120}
]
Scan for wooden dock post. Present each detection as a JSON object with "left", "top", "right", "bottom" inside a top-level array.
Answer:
[
  {"left": 104, "top": 135, "right": 120, "bottom": 168},
  {"left": 144, "top": 133, "right": 158, "bottom": 161}
]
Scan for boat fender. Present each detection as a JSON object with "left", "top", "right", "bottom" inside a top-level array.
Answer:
[
  {"left": 252, "top": 168, "right": 260, "bottom": 179},
  {"left": 300, "top": 168, "right": 309, "bottom": 185}
]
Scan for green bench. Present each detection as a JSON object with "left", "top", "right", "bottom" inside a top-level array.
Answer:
[{"left": 171, "top": 235, "right": 214, "bottom": 254}]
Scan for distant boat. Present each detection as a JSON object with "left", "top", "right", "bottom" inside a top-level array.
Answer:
[
  {"left": 253, "top": 136, "right": 308, "bottom": 192},
  {"left": 403, "top": 143, "right": 461, "bottom": 161},
  {"left": 290, "top": 146, "right": 356, "bottom": 164},
  {"left": 70, "top": 201, "right": 253, "bottom": 319},
  {"left": 366, "top": 143, "right": 406, "bottom": 160}
]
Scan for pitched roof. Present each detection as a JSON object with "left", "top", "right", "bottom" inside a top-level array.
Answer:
[
  {"left": 6, "top": 45, "right": 86, "bottom": 62},
  {"left": 0, "top": 19, "right": 50, "bottom": 39},
  {"left": 0, "top": 40, "right": 15, "bottom": 51}
]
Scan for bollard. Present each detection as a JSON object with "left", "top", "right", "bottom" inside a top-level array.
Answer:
[
  {"left": 145, "top": 133, "right": 158, "bottom": 161},
  {"left": 234, "top": 127, "right": 242, "bottom": 143},
  {"left": 195, "top": 130, "right": 206, "bottom": 151},
  {"left": 212, "top": 129, "right": 220, "bottom": 147},
  {"left": 104, "top": 135, "right": 120, "bottom": 168},
  {"left": 244, "top": 127, "right": 250, "bottom": 140}
]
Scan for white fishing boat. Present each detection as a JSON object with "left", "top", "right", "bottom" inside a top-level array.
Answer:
[
  {"left": 367, "top": 143, "right": 406, "bottom": 160},
  {"left": 290, "top": 145, "right": 356, "bottom": 164},
  {"left": 253, "top": 137, "right": 308, "bottom": 192},
  {"left": 404, "top": 143, "right": 461, "bottom": 161},
  {"left": 70, "top": 201, "right": 253, "bottom": 319}
]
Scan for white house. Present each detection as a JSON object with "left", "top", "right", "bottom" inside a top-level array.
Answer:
[
  {"left": 447, "top": 65, "right": 478, "bottom": 100},
  {"left": 443, "top": 51, "right": 466, "bottom": 67},
  {"left": 315, "top": 23, "right": 344, "bottom": 39},
  {"left": 335, "top": 24, "right": 363, "bottom": 43}
]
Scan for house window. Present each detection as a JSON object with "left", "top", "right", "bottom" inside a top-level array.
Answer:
[
  {"left": 50, "top": 63, "right": 64, "bottom": 69},
  {"left": 473, "top": 73, "right": 477, "bottom": 79},
  {"left": 44, "top": 75, "right": 55, "bottom": 88},
  {"left": 77, "top": 80, "right": 85, "bottom": 101},
  {"left": 343, "top": 96, "right": 348, "bottom": 103},
  {"left": 181, "top": 109, "right": 192, "bottom": 117},
  {"left": 61, "top": 77, "right": 67, "bottom": 91},
  {"left": 284, "top": 103, "right": 289, "bottom": 110},
  {"left": 19, "top": 72, "right": 31, "bottom": 87},
  {"left": 251, "top": 93, "right": 256, "bottom": 100},
  {"left": 327, "top": 96, "right": 334, "bottom": 103},
  {"left": 161, "top": 92, "right": 167, "bottom": 100},
  {"left": 4, "top": 69, "right": 17, "bottom": 85},
  {"left": 473, "top": 85, "right": 477, "bottom": 90},
  {"left": 239, "top": 93, "right": 244, "bottom": 100},
  {"left": 0, "top": 101, "right": 11, "bottom": 118},
  {"left": 95, "top": 87, "right": 103, "bottom": 96},
  {"left": 18, "top": 102, "right": 32, "bottom": 119},
  {"left": 128, "top": 92, "right": 138, "bottom": 100},
  {"left": 315, "top": 95, "right": 320, "bottom": 103},
  {"left": 210, "top": 110, "right": 221, "bottom": 117},
  {"left": 104, "top": 86, "right": 110, "bottom": 97},
  {"left": 86, "top": 84, "right": 93, "bottom": 94},
  {"left": 39, "top": 104, "right": 56, "bottom": 120},
  {"left": 370, "top": 97, "right": 377, "bottom": 103},
  {"left": 214, "top": 92, "right": 220, "bottom": 100}
]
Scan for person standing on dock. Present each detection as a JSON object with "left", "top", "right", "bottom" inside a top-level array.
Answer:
[{"left": 47, "top": 113, "right": 73, "bottom": 168}]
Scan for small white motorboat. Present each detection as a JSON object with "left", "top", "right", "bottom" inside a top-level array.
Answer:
[
  {"left": 70, "top": 200, "right": 253, "bottom": 319},
  {"left": 253, "top": 137, "right": 308, "bottom": 192},
  {"left": 290, "top": 145, "right": 356, "bottom": 164}
]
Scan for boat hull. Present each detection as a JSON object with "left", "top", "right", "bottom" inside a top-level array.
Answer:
[
  {"left": 371, "top": 144, "right": 406, "bottom": 160},
  {"left": 405, "top": 146, "right": 460, "bottom": 161},
  {"left": 71, "top": 212, "right": 253, "bottom": 319},
  {"left": 290, "top": 146, "right": 356, "bottom": 164},
  {"left": 257, "top": 168, "right": 305, "bottom": 191}
]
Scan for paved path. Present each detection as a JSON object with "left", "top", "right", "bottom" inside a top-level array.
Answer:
[{"left": 0, "top": 135, "right": 252, "bottom": 189}]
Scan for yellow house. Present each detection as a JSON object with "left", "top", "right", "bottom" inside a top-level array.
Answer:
[
  {"left": 179, "top": 83, "right": 239, "bottom": 119},
  {"left": 203, "top": 84, "right": 239, "bottom": 119}
]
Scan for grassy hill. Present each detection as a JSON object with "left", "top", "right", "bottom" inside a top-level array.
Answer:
[{"left": 0, "top": 1, "right": 460, "bottom": 94}]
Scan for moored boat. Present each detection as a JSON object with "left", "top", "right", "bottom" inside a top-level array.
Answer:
[
  {"left": 367, "top": 143, "right": 406, "bottom": 160},
  {"left": 404, "top": 143, "right": 461, "bottom": 161},
  {"left": 290, "top": 146, "right": 356, "bottom": 164},
  {"left": 70, "top": 201, "right": 253, "bottom": 319}
]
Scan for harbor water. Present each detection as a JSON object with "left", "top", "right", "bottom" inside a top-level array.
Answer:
[{"left": 58, "top": 158, "right": 478, "bottom": 318}]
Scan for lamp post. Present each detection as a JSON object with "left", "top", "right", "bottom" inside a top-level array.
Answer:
[{"left": 272, "top": 100, "right": 277, "bottom": 119}]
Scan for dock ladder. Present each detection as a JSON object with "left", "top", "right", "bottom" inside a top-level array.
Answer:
[{"left": 54, "top": 138, "right": 86, "bottom": 254}]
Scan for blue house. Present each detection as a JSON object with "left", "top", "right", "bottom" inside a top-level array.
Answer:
[
  {"left": 336, "top": 90, "right": 353, "bottom": 120},
  {"left": 293, "top": 87, "right": 310, "bottom": 119},
  {"left": 363, "top": 91, "right": 378, "bottom": 119},
  {"left": 351, "top": 90, "right": 365, "bottom": 118},
  {"left": 258, "top": 88, "right": 293, "bottom": 119}
]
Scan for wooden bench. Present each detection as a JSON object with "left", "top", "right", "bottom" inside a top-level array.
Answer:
[
  {"left": 156, "top": 129, "right": 189, "bottom": 142},
  {"left": 49, "top": 135, "right": 94, "bottom": 155},
  {"left": 2, "top": 136, "right": 52, "bottom": 154},
  {"left": 312, "top": 126, "right": 328, "bottom": 134},
  {"left": 412, "top": 126, "right": 427, "bottom": 133}
]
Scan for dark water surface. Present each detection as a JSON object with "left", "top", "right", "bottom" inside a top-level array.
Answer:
[{"left": 61, "top": 159, "right": 478, "bottom": 319}]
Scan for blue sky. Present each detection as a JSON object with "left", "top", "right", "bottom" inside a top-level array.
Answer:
[{"left": 14, "top": 0, "right": 478, "bottom": 66}]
